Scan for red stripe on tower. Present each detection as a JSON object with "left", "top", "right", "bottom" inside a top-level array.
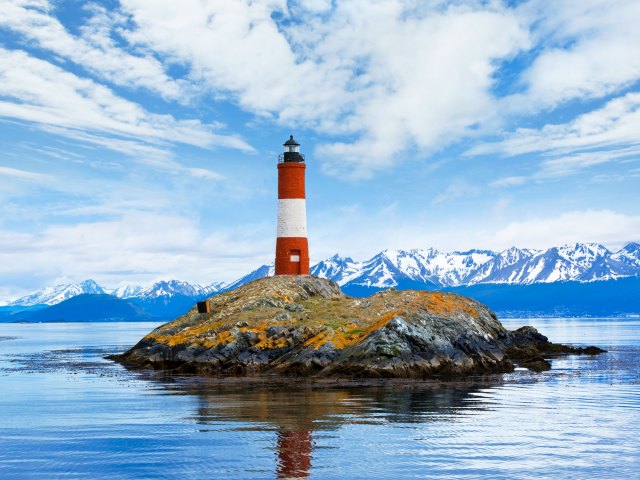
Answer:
[{"left": 275, "top": 135, "right": 309, "bottom": 275}]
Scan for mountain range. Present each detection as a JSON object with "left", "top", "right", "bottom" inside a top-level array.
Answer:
[
  {"left": 227, "top": 242, "right": 640, "bottom": 293},
  {"left": 2, "top": 242, "right": 639, "bottom": 321}
]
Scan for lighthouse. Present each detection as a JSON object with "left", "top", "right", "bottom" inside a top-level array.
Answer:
[{"left": 275, "top": 135, "right": 309, "bottom": 275}]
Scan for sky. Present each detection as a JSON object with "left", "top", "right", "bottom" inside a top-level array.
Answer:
[{"left": 0, "top": 0, "right": 639, "bottom": 300}]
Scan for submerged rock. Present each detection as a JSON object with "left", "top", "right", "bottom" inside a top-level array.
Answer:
[{"left": 110, "top": 276, "right": 604, "bottom": 378}]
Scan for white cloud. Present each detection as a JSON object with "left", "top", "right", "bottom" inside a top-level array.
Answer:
[
  {"left": 0, "top": 0, "right": 187, "bottom": 100},
  {"left": 4, "top": 0, "right": 639, "bottom": 180},
  {"left": 0, "top": 212, "right": 274, "bottom": 296},
  {"left": 490, "top": 149, "right": 640, "bottom": 188},
  {"left": 2, "top": 200, "right": 637, "bottom": 302},
  {"left": 120, "top": 0, "right": 347, "bottom": 124},
  {"left": 477, "top": 92, "right": 640, "bottom": 185},
  {"left": 187, "top": 167, "right": 225, "bottom": 181},
  {"left": 537, "top": 149, "right": 639, "bottom": 179},
  {"left": 488, "top": 210, "right": 640, "bottom": 250},
  {"left": 476, "top": 92, "right": 640, "bottom": 157},
  {"left": 296, "top": 0, "right": 332, "bottom": 14},
  {"left": 489, "top": 176, "right": 527, "bottom": 188},
  {"left": 0, "top": 47, "right": 254, "bottom": 166},
  {"left": 592, "top": 167, "right": 640, "bottom": 184},
  {"left": 0, "top": 166, "right": 52, "bottom": 182},
  {"left": 1, "top": 1, "right": 639, "bottom": 300},
  {"left": 517, "top": 0, "right": 640, "bottom": 108},
  {"left": 308, "top": 199, "right": 640, "bottom": 261},
  {"left": 432, "top": 178, "right": 480, "bottom": 204},
  {"left": 119, "top": 0, "right": 530, "bottom": 177}
]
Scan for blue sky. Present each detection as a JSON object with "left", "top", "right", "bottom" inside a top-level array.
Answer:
[{"left": 1, "top": 0, "right": 639, "bottom": 300}]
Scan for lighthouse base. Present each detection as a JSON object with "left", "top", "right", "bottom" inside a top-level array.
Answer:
[{"left": 275, "top": 237, "right": 309, "bottom": 275}]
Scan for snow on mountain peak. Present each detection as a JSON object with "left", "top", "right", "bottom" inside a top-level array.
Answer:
[
  {"left": 110, "top": 285, "right": 144, "bottom": 299},
  {"left": 8, "top": 279, "right": 106, "bottom": 306},
  {"left": 621, "top": 241, "right": 640, "bottom": 252},
  {"left": 312, "top": 243, "right": 639, "bottom": 289},
  {"left": 558, "top": 242, "right": 609, "bottom": 261},
  {"left": 612, "top": 241, "right": 640, "bottom": 268},
  {"left": 327, "top": 253, "right": 354, "bottom": 263},
  {"left": 6, "top": 242, "right": 639, "bottom": 307},
  {"left": 139, "top": 280, "right": 201, "bottom": 299}
]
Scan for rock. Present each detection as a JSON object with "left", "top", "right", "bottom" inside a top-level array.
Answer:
[
  {"left": 274, "top": 312, "right": 291, "bottom": 322},
  {"left": 109, "top": 275, "right": 605, "bottom": 379},
  {"left": 284, "top": 303, "right": 305, "bottom": 312},
  {"left": 503, "top": 325, "right": 605, "bottom": 370}
]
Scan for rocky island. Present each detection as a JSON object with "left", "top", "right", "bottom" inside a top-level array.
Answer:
[{"left": 111, "top": 275, "right": 603, "bottom": 378}]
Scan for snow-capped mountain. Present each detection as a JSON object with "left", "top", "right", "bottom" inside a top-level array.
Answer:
[
  {"left": 461, "top": 243, "right": 634, "bottom": 285},
  {"left": 9, "top": 279, "right": 105, "bottom": 306},
  {"left": 202, "top": 282, "right": 227, "bottom": 296},
  {"left": 8, "top": 279, "right": 226, "bottom": 308},
  {"left": 6, "top": 242, "right": 639, "bottom": 308},
  {"left": 465, "top": 247, "right": 537, "bottom": 284},
  {"left": 137, "top": 280, "right": 208, "bottom": 300},
  {"left": 310, "top": 249, "right": 498, "bottom": 288},
  {"left": 240, "top": 242, "right": 640, "bottom": 291},
  {"left": 310, "top": 255, "right": 360, "bottom": 284},
  {"left": 126, "top": 280, "right": 227, "bottom": 319},
  {"left": 109, "top": 285, "right": 144, "bottom": 299},
  {"left": 612, "top": 242, "right": 640, "bottom": 269},
  {"left": 224, "top": 265, "right": 275, "bottom": 292},
  {"left": 110, "top": 281, "right": 227, "bottom": 300}
]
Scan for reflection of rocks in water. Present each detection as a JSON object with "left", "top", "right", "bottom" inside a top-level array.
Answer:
[
  {"left": 177, "top": 381, "right": 495, "bottom": 429},
  {"left": 186, "top": 384, "right": 351, "bottom": 431},
  {"left": 154, "top": 378, "right": 498, "bottom": 479}
]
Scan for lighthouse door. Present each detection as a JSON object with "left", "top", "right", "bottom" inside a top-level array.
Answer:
[{"left": 290, "top": 249, "right": 301, "bottom": 274}]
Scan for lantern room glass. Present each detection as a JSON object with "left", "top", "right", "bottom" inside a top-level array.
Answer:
[{"left": 284, "top": 145, "right": 300, "bottom": 153}]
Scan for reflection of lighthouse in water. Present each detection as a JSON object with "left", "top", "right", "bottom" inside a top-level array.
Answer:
[
  {"left": 276, "top": 430, "right": 313, "bottom": 479},
  {"left": 188, "top": 384, "right": 482, "bottom": 479}
]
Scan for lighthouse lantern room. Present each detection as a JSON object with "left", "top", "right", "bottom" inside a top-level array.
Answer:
[{"left": 275, "top": 135, "right": 310, "bottom": 275}]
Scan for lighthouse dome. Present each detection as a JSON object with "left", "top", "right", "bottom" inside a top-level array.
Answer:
[{"left": 283, "top": 135, "right": 300, "bottom": 146}]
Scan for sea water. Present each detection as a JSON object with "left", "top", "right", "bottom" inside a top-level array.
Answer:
[{"left": 0, "top": 318, "right": 638, "bottom": 479}]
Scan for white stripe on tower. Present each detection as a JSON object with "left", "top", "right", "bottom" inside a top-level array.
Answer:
[{"left": 277, "top": 199, "right": 307, "bottom": 237}]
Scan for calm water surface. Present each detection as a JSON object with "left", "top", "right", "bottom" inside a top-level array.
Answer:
[{"left": 0, "top": 318, "right": 639, "bottom": 479}]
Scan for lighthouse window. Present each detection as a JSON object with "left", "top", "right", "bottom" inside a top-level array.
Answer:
[
  {"left": 285, "top": 145, "right": 300, "bottom": 153},
  {"left": 290, "top": 254, "right": 300, "bottom": 262}
]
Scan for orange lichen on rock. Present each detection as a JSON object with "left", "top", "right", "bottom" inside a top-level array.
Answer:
[
  {"left": 201, "top": 328, "right": 236, "bottom": 348},
  {"left": 276, "top": 292, "right": 292, "bottom": 303},
  {"left": 254, "top": 335, "right": 290, "bottom": 350},
  {"left": 421, "top": 292, "right": 479, "bottom": 317},
  {"left": 304, "top": 310, "right": 400, "bottom": 350},
  {"left": 138, "top": 278, "right": 486, "bottom": 355},
  {"left": 146, "top": 319, "right": 228, "bottom": 347},
  {"left": 303, "top": 329, "right": 333, "bottom": 349}
]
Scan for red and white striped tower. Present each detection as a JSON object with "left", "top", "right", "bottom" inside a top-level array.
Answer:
[{"left": 275, "top": 135, "right": 309, "bottom": 275}]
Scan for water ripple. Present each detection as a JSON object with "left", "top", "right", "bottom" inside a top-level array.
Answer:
[{"left": 0, "top": 320, "right": 639, "bottom": 479}]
